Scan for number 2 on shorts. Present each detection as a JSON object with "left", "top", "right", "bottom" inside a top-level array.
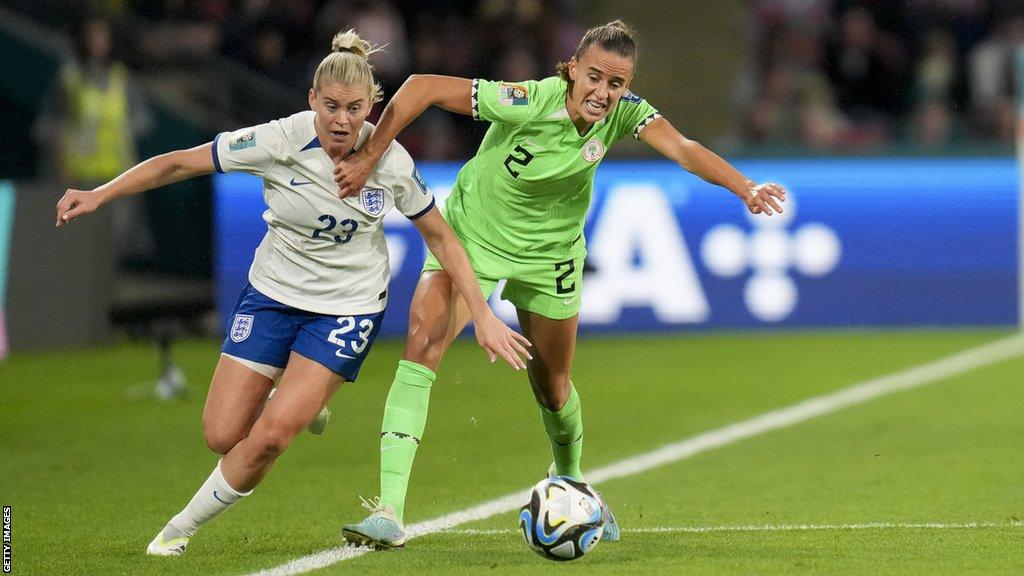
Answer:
[{"left": 555, "top": 259, "right": 576, "bottom": 295}]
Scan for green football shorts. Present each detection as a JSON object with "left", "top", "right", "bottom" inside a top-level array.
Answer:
[{"left": 422, "top": 235, "right": 584, "bottom": 321}]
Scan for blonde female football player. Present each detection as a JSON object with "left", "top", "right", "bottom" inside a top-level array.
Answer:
[
  {"left": 334, "top": 20, "right": 787, "bottom": 548},
  {"left": 55, "top": 30, "right": 531, "bottom": 556}
]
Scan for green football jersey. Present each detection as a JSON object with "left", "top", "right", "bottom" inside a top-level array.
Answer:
[{"left": 443, "top": 76, "right": 660, "bottom": 262}]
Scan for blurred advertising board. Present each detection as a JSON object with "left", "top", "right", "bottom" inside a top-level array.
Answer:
[{"left": 215, "top": 159, "right": 1019, "bottom": 335}]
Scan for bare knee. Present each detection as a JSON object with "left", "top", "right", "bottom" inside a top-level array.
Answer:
[
  {"left": 204, "top": 422, "right": 247, "bottom": 455},
  {"left": 532, "top": 374, "right": 572, "bottom": 412},
  {"left": 404, "top": 322, "right": 450, "bottom": 369},
  {"left": 249, "top": 417, "right": 299, "bottom": 460}
]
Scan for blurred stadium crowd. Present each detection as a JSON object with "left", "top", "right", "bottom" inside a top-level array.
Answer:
[
  {"left": 7, "top": 0, "right": 1023, "bottom": 159},
  {"left": 738, "top": 0, "right": 1023, "bottom": 152},
  {"left": 9, "top": 0, "right": 586, "bottom": 161}
]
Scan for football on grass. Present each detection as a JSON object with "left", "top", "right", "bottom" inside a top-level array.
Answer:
[{"left": 518, "top": 477, "right": 605, "bottom": 561}]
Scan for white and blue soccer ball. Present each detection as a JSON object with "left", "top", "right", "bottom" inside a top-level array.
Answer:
[{"left": 518, "top": 477, "right": 605, "bottom": 561}]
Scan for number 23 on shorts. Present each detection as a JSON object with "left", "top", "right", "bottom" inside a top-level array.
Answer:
[{"left": 327, "top": 316, "right": 375, "bottom": 359}]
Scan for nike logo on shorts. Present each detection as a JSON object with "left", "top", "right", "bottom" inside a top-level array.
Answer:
[{"left": 290, "top": 177, "right": 313, "bottom": 186}]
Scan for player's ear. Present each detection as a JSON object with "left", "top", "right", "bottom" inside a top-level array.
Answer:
[
  {"left": 308, "top": 88, "right": 317, "bottom": 111},
  {"left": 568, "top": 57, "right": 577, "bottom": 82}
]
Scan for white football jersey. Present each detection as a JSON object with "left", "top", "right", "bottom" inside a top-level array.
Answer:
[{"left": 213, "top": 111, "right": 435, "bottom": 315}]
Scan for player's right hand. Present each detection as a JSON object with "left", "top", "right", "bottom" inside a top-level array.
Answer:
[
  {"left": 55, "top": 188, "right": 103, "bottom": 227},
  {"left": 474, "top": 311, "right": 533, "bottom": 370},
  {"left": 333, "top": 149, "right": 375, "bottom": 199}
]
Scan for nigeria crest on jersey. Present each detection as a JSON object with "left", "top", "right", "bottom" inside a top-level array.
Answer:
[
  {"left": 230, "top": 314, "right": 254, "bottom": 342},
  {"left": 361, "top": 188, "right": 385, "bottom": 216},
  {"left": 582, "top": 139, "right": 605, "bottom": 162}
]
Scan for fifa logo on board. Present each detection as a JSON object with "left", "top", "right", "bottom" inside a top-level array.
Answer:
[{"left": 700, "top": 192, "right": 841, "bottom": 322}]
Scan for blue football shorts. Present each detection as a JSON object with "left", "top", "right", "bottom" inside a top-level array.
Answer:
[{"left": 220, "top": 283, "right": 385, "bottom": 382}]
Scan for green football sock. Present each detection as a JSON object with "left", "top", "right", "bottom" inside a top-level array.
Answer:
[
  {"left": 539, "top": 384, "right": 584, "bottom": 481},
  {"left": 379, "top": 359, "right": 435, "bottom": 524}
]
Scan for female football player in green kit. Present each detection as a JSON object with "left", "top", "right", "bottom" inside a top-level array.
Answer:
[{"left": 335, "top": 20, "right": 787, "bottom": 549}]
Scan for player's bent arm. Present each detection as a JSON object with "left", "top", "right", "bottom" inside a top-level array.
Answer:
[
  {"left": 640, "top": 118, "right": 786, "bottom": 216},
  {"left": 641, "top": 118, "right": 753, "bottom": 198},
  {"left": 410, "top": 207, "right": 531, "bottom": 368},
  {"left": 335, "top": 75, "right": 472, "bottom": 198},
  {"left": 362, "top": 75, "right": 472, "bottom": 160},
  {"left": 56, "top": 143, "right": 215, "bottom": 226}
]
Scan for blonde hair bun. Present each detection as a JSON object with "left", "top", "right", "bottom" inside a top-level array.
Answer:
[
  {"left": 330, "top": 29, "right": 380, "bottom": 60},
  {"left": 313, "top": 29, "right": 384, "bottom": 103}
]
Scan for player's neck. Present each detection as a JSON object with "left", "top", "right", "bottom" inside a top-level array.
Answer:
[
  {"left": 323, "top": 144, "right": 354, "bottom": 163},
  {"left": 313, "top": 124, "right": 357, "bottom": 163},
  {"left": 566, "top": 106, "right": 593, "bottom": 136}
]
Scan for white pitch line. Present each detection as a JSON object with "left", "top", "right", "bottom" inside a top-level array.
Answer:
[
  {"left": 442, "top": 520, "right": 1024, "bottom": 535},
  {"left": 243, "top": 333, "right": 1024, "bottom": 576}
]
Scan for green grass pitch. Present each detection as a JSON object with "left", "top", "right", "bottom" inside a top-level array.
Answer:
[{"left": 2, "top": 331, "right": 1022, "bottom": 575}]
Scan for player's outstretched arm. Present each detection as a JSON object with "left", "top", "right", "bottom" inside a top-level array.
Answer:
[
  {"left": 411, "top": 207, "right": 532, "bottom": 369},
  {"left": 334, "top": 75, "right": 473, "bottom": 198},
  {"left": 56, "top": 143, "right": 216, "bottom": 227},
  {"left": 639, "top": 117, "right": 786, "bottom": 216}
]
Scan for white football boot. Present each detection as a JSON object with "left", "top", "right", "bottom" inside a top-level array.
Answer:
[
  {"left": 146, "top": 526, "right": 190, "bottom": 556},
  {"left": 341, "top": 496, "right": 407, "bottom": 549}
]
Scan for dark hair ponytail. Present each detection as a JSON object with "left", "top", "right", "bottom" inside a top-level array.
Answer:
[{"left": 555, "top": 20, "right": 639, "bottom": 90}]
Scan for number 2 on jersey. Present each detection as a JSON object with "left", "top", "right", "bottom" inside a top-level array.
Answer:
[
  {"left": 312, "top": 214, "right": 358, "bottom": 244},
  {"left": 503, "top": 145, "right": 535, "bottom": 178}
]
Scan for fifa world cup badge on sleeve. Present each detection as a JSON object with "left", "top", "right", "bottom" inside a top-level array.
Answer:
[
  {"left": 500, "top": 84, "right": 529, "bottom": 106},
  {"left": 229, "top": 130, "right": 256, "bottom": 151},
  {"left": 230, "top": 314, "right": 254, "bottom": 343},
  {"left": 412, "top": 167, "right": 429, "bottom": 194},
  {"left": 620, "top": 90, "right": 643, "bottom": 104}
]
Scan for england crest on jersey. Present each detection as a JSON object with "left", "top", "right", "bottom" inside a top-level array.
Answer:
[
  {"left": 230, "top": 314, "right": 254, "bottom": 342},
  {"left": 361, "top": 188, "right": 385, "bottom": 215}
]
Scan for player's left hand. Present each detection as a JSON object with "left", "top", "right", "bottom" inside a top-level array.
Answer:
[
  {"left": 55, "top": 188, "right": 103, "bottom": 227},
  {"left": 333, "top": 149, "right": 375, "bottom": 199},
  {"left": 744, "top": 182, "right": 786, "bottom": 216},
  {"left": 474, "top": 311, "right": 533, "bottom": 370}
]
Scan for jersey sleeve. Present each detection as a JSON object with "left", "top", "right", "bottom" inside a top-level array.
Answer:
[
  {"left": 388, "top": 146, "right": 436, "bottom": 220},
  {"left": 472, "top": 78, "right": 544, "bottom": 125},
  {"left": 212, "top": 120, "right": 288, "bottom": 176},
  {"left": 611, "top": 90, "right": 662, "bottom": 142}
]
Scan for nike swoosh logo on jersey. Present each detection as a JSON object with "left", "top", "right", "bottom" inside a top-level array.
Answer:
[
  {"left": 290, "top": 177, "right": 314, "bottom": 186},
  {"left": 335, "top": 351, "right": 356, "bottom": 359}
]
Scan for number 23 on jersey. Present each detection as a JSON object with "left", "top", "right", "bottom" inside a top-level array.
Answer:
[{"left": 312, "top": 214, "right": 358, "bottom": 244}]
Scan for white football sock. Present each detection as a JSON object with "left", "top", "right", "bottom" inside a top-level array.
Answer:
[{"left": 165, "top": 460, "right": 252, "bottom": 538}]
